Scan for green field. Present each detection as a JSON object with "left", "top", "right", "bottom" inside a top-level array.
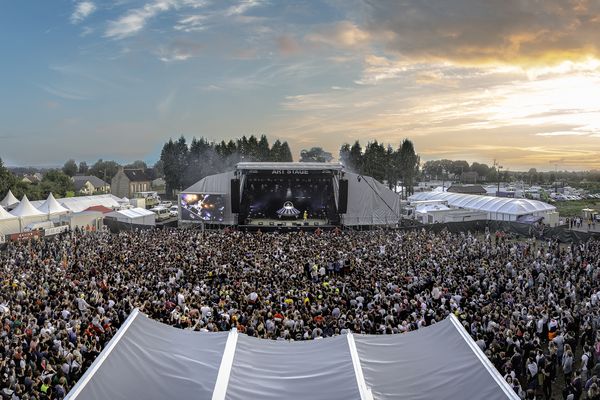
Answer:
[{"left": 553, "top": 199, "right": 600, "bottom": 217}]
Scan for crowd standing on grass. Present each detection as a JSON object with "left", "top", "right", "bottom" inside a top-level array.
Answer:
[{"left": 1, "top": 228, "right": 600, "bottom": 399}]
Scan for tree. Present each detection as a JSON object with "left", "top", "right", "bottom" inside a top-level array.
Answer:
[
  {"left": 257, "top": 135, "right": 270, "bottom": 161},
  {"left": 89, "top": 159, "right": 121, "bottom": 182},
  {"left": 527, "top": 168, "right": 538, "bottom": 185},
  {"left": 398, "top": 139, "right": 419, "bottom": 197},
  {"left": 125, "top": 160, "right": 148, "bottom": 170},
  {"left": 40, "top": 170, "right": 74, "bottom": 198},
  {"left": 78, "top": 161, "right": 89, "bottom": 175},
  {"left": 153, "top": 160, "right": 164, "bottom": 178},
  {"left": 362, "top": 141, "right": 386, "bottom": 181},
  {"left": 299, "top": 147, "right": 333, "bottom": 163},
  {"left": 279, "top": 141, "right": 293, "bottom": 162},
  {"left": 0, "top": 158, "right": 17, "bottom": 197},
  {"left": 349, "top": 141, "right": 363, "bottom": 173},
  {"left": 160, "top": 136, "right": 189, "bottom": 196},
  {"left": 470, "top": 162, "right": 490, "bottom": 182},
  {"left": 62, "top": 159, "right": 78, "bottom": 177}
]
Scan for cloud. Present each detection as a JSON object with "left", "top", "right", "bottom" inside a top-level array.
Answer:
[
  {"left": 155, "top": 39, "right": 203, "bottom": 62},
  {"left": 306, "top": 21, "right": 371, "bottom": 49},
  {"left": 39, "top": 84, "right": 89, "bottom": 100},
  {"left": 174, "top": 14, "right": 207, "bottom": 32},
  {"left": 225, "top": 0, "right": 266, "bottom": 17},
  {"left": 535, "top": 131, "right": 591, "bottom": 136},
  {"left": 361, "top": 0, "right": 600, "bottom": 66},
  {"left": 71, "top": 1, "right": 97, "bottom": 24}
]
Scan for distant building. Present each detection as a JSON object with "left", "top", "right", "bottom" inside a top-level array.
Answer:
[
  {"left": 446, "top": 184, "right": 487, "bottom": 195},
  {"left": 73, "top": 175, "right": 110, "bottom": 195},
  {"left": 111, "top": 168, "right": 155, "bottom": 198},
  {"left": 21, "top": 173, "right": 42, "bottom": 184}
]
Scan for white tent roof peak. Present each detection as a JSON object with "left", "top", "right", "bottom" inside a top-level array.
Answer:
[
  {"left": 0, "top": 190, "right": 19, "bottom": 208},
  {"left": 0, "top": 204, "right": 18, "bottom": 220},
  {"left": 37, "top": 192, "right": 70, "bottom": 214},
  {"left": 10, "top": 195, "right": 46, "bottom": 217}
]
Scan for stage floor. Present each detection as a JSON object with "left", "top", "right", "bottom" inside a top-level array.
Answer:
[{"left": 242, "top": 218, "right": 330, "bottom": 228}]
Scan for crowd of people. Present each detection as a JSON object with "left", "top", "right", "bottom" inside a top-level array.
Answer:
[{"left": 1, "top": 227, "right": 600, "bottom": 399}]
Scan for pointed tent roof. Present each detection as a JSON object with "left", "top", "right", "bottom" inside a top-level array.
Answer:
[
  {"left": 37, "top": 193, "right": 69, "bottom": 214},
  {"left": 10, "top": 195, "right": 46, "bottom": 217},
  {"left": 66, "top": 311, "right": 517, "bottom": 400},
  {"left": 0, "top": 190, "right": 19, "bottom": 208},
  {"left": 0, "top": 205, "right": 17, "bottom": 220}
]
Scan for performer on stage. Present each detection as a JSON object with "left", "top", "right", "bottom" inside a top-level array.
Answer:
[{"left": 303, "top": 210, "right": 308, "bottom": 221}]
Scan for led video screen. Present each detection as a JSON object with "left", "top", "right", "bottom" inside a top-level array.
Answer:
[{"left": 180, "top": 193, "right": 226, "bottom": 222}]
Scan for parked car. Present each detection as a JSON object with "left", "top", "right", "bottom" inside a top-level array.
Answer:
[
  {"left": 150, "top": 206, "right": 171, "bottom": 221},
  {"left": 169, "top": 205, "right": 178, "bottom": 218}
]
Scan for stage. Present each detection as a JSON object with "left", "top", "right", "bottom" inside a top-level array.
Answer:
[{"left": 239, "top": 218, "right": 333, "bottom": 231}]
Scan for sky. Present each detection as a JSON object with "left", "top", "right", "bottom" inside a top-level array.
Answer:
[{"left": 1, "top": 0, "right": 600, "bottom": 170}]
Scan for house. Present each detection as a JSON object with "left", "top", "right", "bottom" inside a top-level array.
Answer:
[
  {"left": 446, "top": 184, "right": 487, "bottom": 195},
  {"left": 111, "top": 168, "right": 155, "bottom": 198},
  {"left": 21, "top": 173, "right": 42, "bottom": 184},
  {"left": 73, "top": 175, "right": 110, "bottom": 195}
]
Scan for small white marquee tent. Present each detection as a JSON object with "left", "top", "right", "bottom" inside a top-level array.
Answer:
[
  {"left": 37, "top": 193, "right": 70, "bottom": 216},
  {"left": 0, "top": 205, "right": 20, "bottom": 235},
  {"left": 0, "top": 190, "right": 19, "bottom": 209},
  {"left": 106, "top": 207, "right": 155, "bottom": 226}
]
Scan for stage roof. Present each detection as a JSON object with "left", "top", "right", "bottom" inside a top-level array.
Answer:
[{"left": 236, "top": 162, "right": 343, "bottom": 171}]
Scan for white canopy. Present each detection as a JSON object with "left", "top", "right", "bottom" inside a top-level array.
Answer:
[
  {"left": 409, "top": 191, "right": 555, "bottom": 216},
  {"left": 30, "top": 194, "right": 122, "bottom": 213},
  {"left": 0, "top": 205, "right": 17, "bottom": 220},
  {"left": 37, "top": 193, "right": 70, "bottom": 215},
  {"left": 10, "top": 195, "right": 45, "bottom": 217},
  {"left": 0, "top": 190, "right": 19, "bottom": 208},
  {"left": 66, "top": 311, "right": 517, "bottom": 400},
  {"left": 106, "top": 207, "right": 155, "bottom": 226}
]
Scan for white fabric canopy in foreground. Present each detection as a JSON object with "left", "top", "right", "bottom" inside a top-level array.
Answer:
[{"left": 66, "top": 310, "right": 517, "bottom": 400}]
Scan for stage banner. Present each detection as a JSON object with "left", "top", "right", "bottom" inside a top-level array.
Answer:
[
  {"left": 9, "top": 231, "right": 42, "bottom": 242},
  {"left": 45, "top": 225, "right": 69, "bottom": 237}
]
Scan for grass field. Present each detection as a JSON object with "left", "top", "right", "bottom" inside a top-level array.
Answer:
[{"left": 553, "top": 199, "right": 600, "bottom": 217}]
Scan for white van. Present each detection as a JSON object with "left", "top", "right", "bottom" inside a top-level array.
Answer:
[{"left": 150, "top": 206, "right": 171, "bottom": 221}]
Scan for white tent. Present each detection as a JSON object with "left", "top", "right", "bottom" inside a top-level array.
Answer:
[
  {"left": 106, "top": 207, "right": 155, "bottom": 226},
  {"left": 409, "top": 191, "right": 556, "bottom": 222},
  {"left": 30, "top": 194, "right": 122, "bottom": 213},
  {"left": 0, "top": 205, "right": 20, "bottom": 235},
  {"left": 10, "top": 195, "right": 47, "bottom": 232},
  {"left": 66, "top": 311, "right": 517, "bottom": 400},
  {"left": 342, "top": 171, "right": 401, "bottom": 226},
  {"left": 37, "top": 193, "right": 70, "bottom": 216},
  {"left": 10, "top": 195, "right": 46, "bottom": 218},
  {"left": 0, "top": 190, "right": 19, "bottom": 209}
]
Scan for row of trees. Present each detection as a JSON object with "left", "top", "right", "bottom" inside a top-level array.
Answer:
[
  {"left": 339, "top": 139, "right": 419, "bottom": 195},
  {"left": 62, "top": 159, "right": 155, "bottom": 182},
  {"left": 0, "top": 158, "right": 75, "bottom": 200},
  {"left": 160, "top": 135, "right": 293, "bottom": 196}
]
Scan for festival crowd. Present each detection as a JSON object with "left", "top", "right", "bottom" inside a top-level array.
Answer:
[{"left": 1, "top": 228, "right": 600, "bottom": 399}]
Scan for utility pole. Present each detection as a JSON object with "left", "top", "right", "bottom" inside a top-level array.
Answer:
[{"left": 493, "top": 159, "right": 503, "bottom": 196}]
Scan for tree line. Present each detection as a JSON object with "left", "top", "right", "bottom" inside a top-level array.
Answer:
[
  {"left": 160, "top": 135, "right": 293, "bottom": 196},
  {"left": 339, "top": 139, "right": 419, "bottom": 196}
]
